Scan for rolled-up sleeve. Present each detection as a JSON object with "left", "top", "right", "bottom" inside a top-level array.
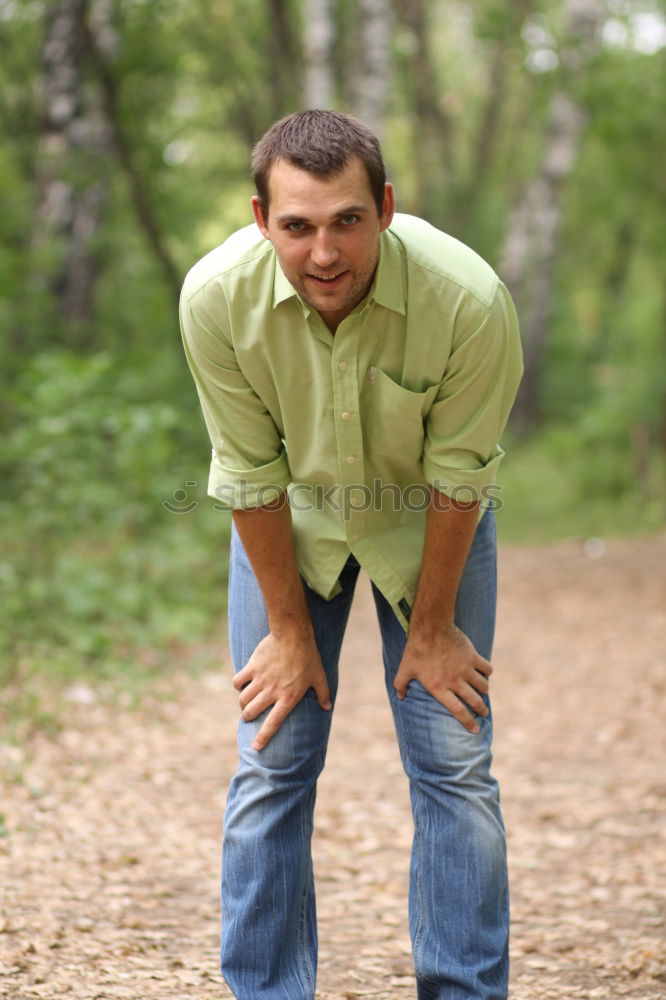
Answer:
[
  {"left": 179, "top": 287, "right": 291, "bottom": 509},
  {"left": 423, "top": 280, "right": 523, "bottom": 499}
]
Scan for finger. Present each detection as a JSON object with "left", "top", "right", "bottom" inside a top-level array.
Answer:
[
  {"left": 393, "top": 665, "right": 413, "bottom": 700},
  {"left": 473, "top": 654, "right": 493, "bottom": 678},
  {"left": 238, "top": 678, "right": 262, "bottom": 710},
  {"left": 457, "top": 683, "right": 489, "bottom": 718},
  {"left": 467, "top": 668, "right": 490, "bottom": 696},
  {"left": 232, "top": 665, "right": 252, "bottom": 691},
  {"left": 241, "top": 688, "right": 276, "bottom": 722},
  {"left": 313, "top": 672, "right": 332, "bottom": 711},
  {"left": 440, "top": 691, "right": 480, "bottom": 734},
  {"left": 475, "top": 667, "right": 491, "bottom": 688},
  {"left": 252, "top": 703, "right": 291, "bottom": 751}
]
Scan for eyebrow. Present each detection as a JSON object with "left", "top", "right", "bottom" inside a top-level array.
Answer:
[{"left": 276, "top": 204, "right": 371, "bottom": 225}]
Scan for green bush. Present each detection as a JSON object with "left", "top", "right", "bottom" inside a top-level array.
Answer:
[{"left": 1, "top": 348, "right": 230, "bottom": 731}]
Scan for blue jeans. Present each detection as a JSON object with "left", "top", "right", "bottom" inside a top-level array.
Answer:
[{"left": 222, "top": 509, "right": 509, "bottom": 1000}]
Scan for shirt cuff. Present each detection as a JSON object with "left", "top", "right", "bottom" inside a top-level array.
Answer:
[
  {"left": 207, "top": 449, "right": 291, "bottom": 509},
  {"left": 423, "top": 447, "right": 505, "bottom": 502}
]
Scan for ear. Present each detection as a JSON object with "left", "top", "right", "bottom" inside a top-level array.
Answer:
[
  {"left": 379, "top": 182, "right": 395, "bottom": 233},
  {"left": 251, "top": 196, "right": 270, "bottom": 239}
]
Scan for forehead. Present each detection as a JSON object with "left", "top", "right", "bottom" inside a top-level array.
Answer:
[{"left": 266, "top": 156, "right": 375, "bottom": 216}]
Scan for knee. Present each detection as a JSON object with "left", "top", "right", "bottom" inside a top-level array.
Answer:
[
  {"left": 397, "top": 694, "right": 497, "bottom": 791},
  {"left": 235, "top": 694, "right": 331, "bottom": 784}
]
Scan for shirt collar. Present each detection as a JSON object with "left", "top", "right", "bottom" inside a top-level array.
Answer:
[
  {"left": 273, "top": 259, "right": 298, "bottom": 308},
  {"left": 372, "top": 228, "right": 406, "bottom": 315},
  {"left": 271, "top": 226, "right": 406, "bottom": 316}
]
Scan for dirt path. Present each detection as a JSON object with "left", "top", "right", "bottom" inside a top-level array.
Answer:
[{"left": 2, "top": 536, "right": 665, "bottom": 1000}]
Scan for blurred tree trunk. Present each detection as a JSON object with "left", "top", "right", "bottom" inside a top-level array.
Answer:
[
  {"left": 82, "top": 7, "right": 181, "bottom": 307},
  {"left": 265, "top": 0, "right": 300, "bottom": 118},
  {"left": 593, "top": 217, "right": 635, "bottom": 364},
  {"left": 660, "top": 280, "right": 666, "bottom": 459},
  {"left": 30, "top": 0, "right": 112, "bottom": 347},
  {"left": 471, "top": 46, "right": 509, "bottom": 183},
  {"left": 349, "top": 0, "right": 393, "bottom": 139},
  {"left": 394, "top": 0, "right": 455, "bottom": 223},
  {"left": 303, "top": 0, "right": 335, "bottom": 109},
  {"left": 500, "top": 0, "right": 605, "bottom": 434},
  {"left": 450, "top": 0, "right": 533, "bottom": 236}
]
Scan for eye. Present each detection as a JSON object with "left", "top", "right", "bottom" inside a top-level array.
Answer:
[
  {"left": 285, "top": 221, "right": 306, "bottom": 232},
  {"left": 340, "top": 214, "right": 359, "bottom": 226}
]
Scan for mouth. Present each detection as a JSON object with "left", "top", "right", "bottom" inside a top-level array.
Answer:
[{"left": 307, "top": 271, "right": 347, "bottom": 287}]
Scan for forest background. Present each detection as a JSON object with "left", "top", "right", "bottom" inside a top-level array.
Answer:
[{"left": 1, "top": 0, "right": 664, "bottom": 729}]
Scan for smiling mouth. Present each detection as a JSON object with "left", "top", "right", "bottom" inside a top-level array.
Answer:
[{"left": 308, "top": 271, "right": 347, "bottom": 284}]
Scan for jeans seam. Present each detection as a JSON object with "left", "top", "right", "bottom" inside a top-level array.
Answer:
[
  {"left": 411, "top": 817, "right": 426, "bottom": 980},
  {"left": 296, "top": 791, "right": 316, "bottom": 998},
  {"left": 296, "top": 881, "right": 315, "bottom": 996}
]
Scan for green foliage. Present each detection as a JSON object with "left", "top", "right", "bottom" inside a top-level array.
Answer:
[
  {"left": 1, "top": 0, "right": 664, "bottom": 730},
  {"left": 1, "top": 348, "right": 230, "bottom": 730},
  {"left": 498, "top": 426, "right": 665, "bottom": 544}
]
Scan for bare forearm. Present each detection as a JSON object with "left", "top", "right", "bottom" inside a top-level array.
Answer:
[
  {"left": 395, "top": 489, "right": 490, "bottom": 733},
  {"left": 408, "top": 488, "right": 480, "bottom": 640},
  {"left": 231, "top": 495, "right": 329, "bottom": 750},
  {"left": 232, "top": 495, "right": 313, "bottom": 638}
]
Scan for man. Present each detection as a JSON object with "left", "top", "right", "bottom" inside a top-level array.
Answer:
[{"left": 180, "top": 110, "right": 523, "bottom": 1000}]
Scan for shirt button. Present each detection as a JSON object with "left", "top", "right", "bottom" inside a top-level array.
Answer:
[
  {"left": 346, "top": 455, "right": 356, "bottom": 465},
  {"left": 337, "top": 361, "right": 348, "bottom": 371},
  {"left": 340, "top": 411, "right": 351, "bottom": 421}
]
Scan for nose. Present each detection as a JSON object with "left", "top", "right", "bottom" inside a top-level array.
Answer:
[{"left": 310, "top": 228, "right": 339, "bottom": 269}]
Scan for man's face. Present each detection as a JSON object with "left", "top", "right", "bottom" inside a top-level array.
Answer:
[{"left": 252, "top": 156, "right": 395, "bottom": 332}]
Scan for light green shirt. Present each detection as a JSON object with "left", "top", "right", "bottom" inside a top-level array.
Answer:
[{"left": 180, "top": 213, "right": 523, "bottom": 630}]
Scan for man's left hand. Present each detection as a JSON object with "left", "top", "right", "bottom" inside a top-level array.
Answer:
[{"left": 394, "top": 623, "right": 492, "bottom": 734}]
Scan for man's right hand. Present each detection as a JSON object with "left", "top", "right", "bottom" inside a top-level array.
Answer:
[{"left": 232, "top": 630, "right": 331, "bottom": 750}]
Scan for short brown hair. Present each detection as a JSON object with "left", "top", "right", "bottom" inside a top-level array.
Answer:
[{"left": 251, "top": 110, "right": 386, "bottom": 217}]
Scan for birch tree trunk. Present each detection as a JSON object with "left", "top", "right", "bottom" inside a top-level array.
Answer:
[
  {"left": 394, "top": 0, "right": 455, "bottom": 222},
  {"left": 449, "top": 0, "right": 534, "bottom": 234},
  {"left": 82, "top": 8, "right": 181, "bottom": 306},
  {"left": 500, "top": 0, "right": 605, "bottom": 433},
  {"left": 31, "top": 0, "right": 112, "bottom": 345},
  {"left": 265, "top": 0, "right": 300, "bottom": 118},
  {"left": 303, "top": 0, "right": 335, "bottom": 109},
  {"left": 349, "top": 0, "right": 393, "bottom": 139}
]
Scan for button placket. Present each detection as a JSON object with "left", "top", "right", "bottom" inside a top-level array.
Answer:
[{"left": 331, "top": 320, "right": 366, "bottom": 539}]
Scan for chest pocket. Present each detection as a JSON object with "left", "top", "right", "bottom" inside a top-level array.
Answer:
[{"left": 364, "top": 368, "right": 439, "bottom": 475}]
